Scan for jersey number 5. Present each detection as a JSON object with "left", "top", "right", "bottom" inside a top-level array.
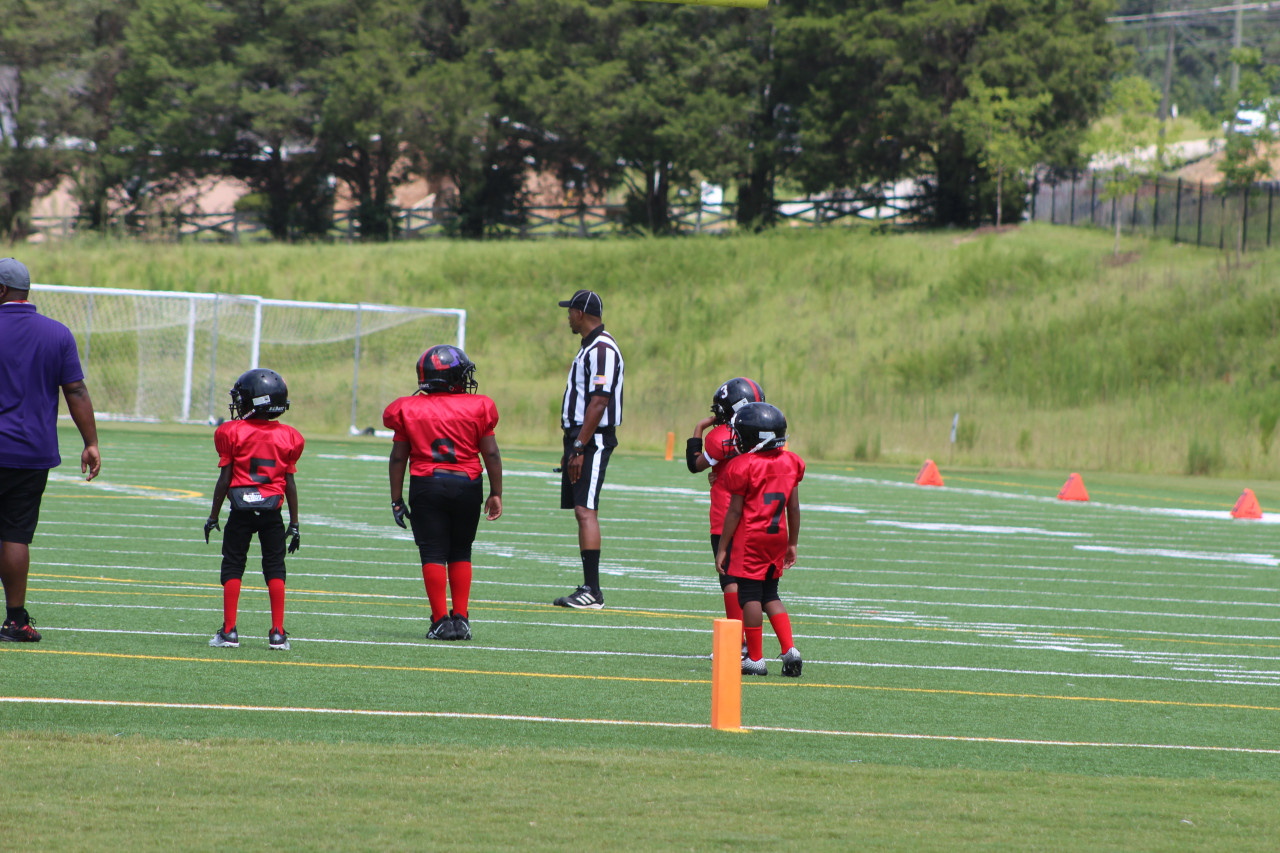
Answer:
[
  {"left": 249, "top": 457, "right": 277, "bottom": 484},
  {"left": 763, "top": 491, "right": 786, "bottom": 533}
]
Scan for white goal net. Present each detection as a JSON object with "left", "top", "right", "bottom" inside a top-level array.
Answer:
[{"left": 34, "top": 284, "right": 466, "bottom": 435}]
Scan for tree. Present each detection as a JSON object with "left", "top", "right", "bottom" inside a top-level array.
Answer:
[
  {"left": 319, "top": 0, "right": 422, "bottom": 241},
  {"left": 1084, "top": 75, "right": 1166, "bottom": 256},
  {"left": 0, "top": 0, "right": 85, "bottom": 237},
  {"left": 1217, "top": 48, "right": 1279, "bottom": 263},
  {"left": 119, "top": 0, "right": 349, "bottom": 239},
  {"left": 950, "top": 80, "right": 1049, "bottom": 227},
  {"left": 791, "top": 0, "right": 1116, "bottom": 226}
]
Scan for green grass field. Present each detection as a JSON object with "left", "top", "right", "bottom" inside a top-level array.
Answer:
[{"left": 4, "top": 424, "right": 1280, "bottom": 849}]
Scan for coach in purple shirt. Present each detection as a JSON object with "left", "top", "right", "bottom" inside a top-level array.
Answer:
[{"left": 0, "top": 258, "right": 101, "bottom": 642}]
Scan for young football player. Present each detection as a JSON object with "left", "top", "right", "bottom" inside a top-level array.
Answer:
[
  {"left": 715, "top": 402, "right": 804, "bottom": 678},
  {"left": 686, "top": 377, "right": 766, "bottom": 632},
  {"left": 203, "top": 368, "right": 305, "bottom": 651},
  {"left": 383, "top": 345, "right": 502, "bottom": 642}
]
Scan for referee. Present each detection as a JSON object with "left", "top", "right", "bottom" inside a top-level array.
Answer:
[{"left": 553, "top": 289, "right": 624, "bottom": 610}]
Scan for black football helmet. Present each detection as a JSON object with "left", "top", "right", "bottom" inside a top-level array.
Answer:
[
  {"left": 229, "top": 368, "right": 290, "bottom": 420},
  {"left": 416, "top": 344, "right": 477, "bottom": 394},
  {"left": 729, "top": 402, "right": 788, "bottom": 454},
  {"left": 711, "top": 377, "right": 765, "bottom": 424}
]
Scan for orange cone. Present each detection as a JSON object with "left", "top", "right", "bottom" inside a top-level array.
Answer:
[
  {"left": 1058, "top": 473, "right": 1089, "bottom": 502},
  {"left": 1231, "top": 488, "right": 1263, "bottom": 519},
  {"left": 915, "top": 459, "right": 943, "bottom": 487}
]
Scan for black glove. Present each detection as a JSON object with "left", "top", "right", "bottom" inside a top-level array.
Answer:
[
  {"left": 203, "top": 516, "right": 220, "bottom": 544},
  {"left": 286, "top": 522, "right": 300, "bottom": 554},
  {"left": 391, "top": 498, "right": 411, "bottom": 529}
]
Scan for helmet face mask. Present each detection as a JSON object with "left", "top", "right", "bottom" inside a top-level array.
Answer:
[
  {"left": 416, "top": 344, "right": 477, "bottom": 394},
  {"left": 710, "top": 377, "right": 765, "bottom": 424},
  {"left": 229, "top": 368, "right": 290, "bottom": 420},
  {"left": 728, "top": 402, "right": 788, "bottom": 455}
]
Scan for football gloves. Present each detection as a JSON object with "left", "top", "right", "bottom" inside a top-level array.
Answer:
[
  {"left": 391, "top": 498, "right": 411, "bottom": 529},
  {"left": 286, "top": 522, "right": 300, "bottom": 553},
  {"left": 203, "top": 516, "right": 221, "bottom": 544}
]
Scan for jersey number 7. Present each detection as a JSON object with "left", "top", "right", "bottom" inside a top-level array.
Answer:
[{"left": 763, "top": 491, "right": 785, "bottom": 533}]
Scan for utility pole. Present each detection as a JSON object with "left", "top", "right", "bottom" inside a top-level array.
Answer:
[
  {"left": 1229, "top": 1, "right": 1243, "bottom": 95},
  {"left": 1158, "top": 13, "right": 1176, "bottom": 132}
]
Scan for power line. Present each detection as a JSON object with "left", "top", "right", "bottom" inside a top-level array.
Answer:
[{"left": 1108, "top": 2, "right": 1276, "bottom": 24}]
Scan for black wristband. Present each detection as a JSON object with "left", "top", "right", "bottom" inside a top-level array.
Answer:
[{"left": 685, "top": 437, "right": 704, "bottom": 473}]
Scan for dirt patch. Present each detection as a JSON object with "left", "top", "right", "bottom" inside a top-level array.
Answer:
[{"left": 1173, "top": 145, "right": 1280, "bottom": 186}]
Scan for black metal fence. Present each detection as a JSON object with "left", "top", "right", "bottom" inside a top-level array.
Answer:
[
  {"left": 1029, "top": 173, "right": 1278, "bottom": 252},
  {"left": 29, "top": 193, "right": 913, "bottom": 243}
]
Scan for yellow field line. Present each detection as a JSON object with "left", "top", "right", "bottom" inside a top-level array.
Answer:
[
  {"left": 27, "top": 575, "right": 1280, "bottom": 650},
  {"left": 4, "top": 646, "right": 1280, "bottom": 713}
]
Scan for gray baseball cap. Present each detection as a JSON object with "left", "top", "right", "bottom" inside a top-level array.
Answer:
[{"left": 0, "top": 258, "right": 31, "bottom": 292}]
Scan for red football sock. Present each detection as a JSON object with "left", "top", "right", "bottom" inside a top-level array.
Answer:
[
  {"left": 422, "top": 563, "right": 448, "bottom": 621},
  {"left": 745, "top": 626, "right": 764, "bottom": 661},
  {"left": 768, "top": 611, "right": 794, "bottom": 654},
  {"left": 723, "top": 590, "right": 743, "bottom": 622},
  {"left": 447, "top": 561, "right": 472, "bottom": 617},
  {"left": 222, "top": 578, "right": 241, "bottom": 632},
  {"left": 267, "top": 578, "right": 286, "bottom": 633}
]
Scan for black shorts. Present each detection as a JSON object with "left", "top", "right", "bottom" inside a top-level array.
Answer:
[
  {"left": 0, "top": 467, "right": 49, "bottom": 545},
  {"left": 561, "top": 427, "right": 616, "bottom": 511},
  {"left": 409, "top": 470, "right": 483, "bottom": 565},
  {"left": 710, "top": 533, "right": 737, "bottom": 591},
  {"left": 731, "top": 568, "right": 782, "bottom": 608},
  {"left": 221, "top": 508, "right": 287, "bottom": 584}
]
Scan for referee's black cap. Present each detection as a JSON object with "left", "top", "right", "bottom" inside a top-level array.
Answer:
[{"left": 558, "top": 289, "right": 603, "bottom": 316}]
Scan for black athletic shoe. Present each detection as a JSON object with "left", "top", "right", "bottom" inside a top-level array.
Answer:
[
  {"left": 451, "top": 611, "right": 472, "bottom": 641},
  {"left": 781, "top": 647, "right": 803, "bottom": 678},
  {"left": 427, "top": 615, "right": 457, "bottom": 641},
  {"left": 209, "top": 625, "right": 239, "bottom": 647},
  {"left": 268, "top": 628, "right": 290, "bottom": 650},
  {"left": 553, "top": 586, "right": 603, "bottom": 610},
  {"left": 0, "top": 612, "right": 41, "bottom": 642}
]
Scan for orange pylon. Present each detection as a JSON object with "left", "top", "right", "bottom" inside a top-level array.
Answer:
[
  {"left": 711, "top": 618, "right": 744, "bottom": 732},
  {"left": 1231, "top": 488, "right": 1263, "bottom": 519},
  {"left": 664, "top": 431, "right": 675, "bottom": 461},
  {"left": 915, "top": 459, "right": 944, "bottom": 487},
  {"left": 1058, "top": 473, "right": 1089, "bottom": 502}
]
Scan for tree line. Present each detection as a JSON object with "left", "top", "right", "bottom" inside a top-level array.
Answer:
[{"left": 0, "top": 0, "right": 1120, "bottom": 240}]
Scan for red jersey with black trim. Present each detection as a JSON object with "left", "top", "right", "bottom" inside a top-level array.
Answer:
[
  {"left": 214, "top": 418, "right": 305, "bottom": 498},
  {"left": 703, "top": 424, "right": 738, "bottom": 534},
  {"left": 718, "top": 448, "right": 805, "bottom": 579},
  {"left": 382, "top": 392, "right": 499, "bottom": 478}
]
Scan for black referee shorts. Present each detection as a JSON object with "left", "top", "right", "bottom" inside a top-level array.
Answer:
[
  {"left": 221, "top": 508, "right": 287, "bottom": 584},
  {"left": 561, "top": 427, "right": 616, "bottom": 511},
  {"left": 0, "top": 467, "right": 49, "bottom": 545},
  {"left": 408, "top": 470, "right": 483, "bottom": 565}
]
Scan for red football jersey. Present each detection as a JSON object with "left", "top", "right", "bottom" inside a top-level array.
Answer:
[
  {"left": 214, "top": 418, "right": 305, "bottom": 498},
  {"left": 382, "top": 392, "right": 499, "bottom": 478},
  {"left": 717, "top": 449, "right": 805, "bottom": 579},
  {"left": 703, "top": 424, "right": 738, "bottom": 534}
]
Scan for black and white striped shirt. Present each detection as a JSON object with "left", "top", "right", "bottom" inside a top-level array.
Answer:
[{"left": 561, "top": 325, "right": 624, "bottom": 429}]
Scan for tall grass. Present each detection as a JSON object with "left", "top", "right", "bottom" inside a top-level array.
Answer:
[{"left": 22, "top": 225, "right": 1280, "bottom": 476}]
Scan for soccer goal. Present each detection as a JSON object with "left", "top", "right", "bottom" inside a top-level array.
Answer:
[{"left": 34, "top": 284, "right": 466, "bottom": 435}]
